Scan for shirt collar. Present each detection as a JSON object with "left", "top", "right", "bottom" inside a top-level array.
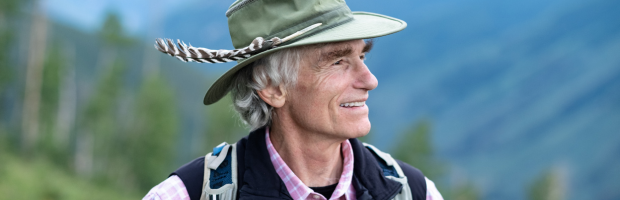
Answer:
[{"left": 265, "top": 127, "right": 356, "bottom": 200}]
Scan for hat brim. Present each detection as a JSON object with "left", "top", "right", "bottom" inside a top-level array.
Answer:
[{"left": 203, "top": 11, "right": 407, "bottom": 105}]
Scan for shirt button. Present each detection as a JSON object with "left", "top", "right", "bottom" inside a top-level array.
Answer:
[{"left": 313, "top": 194, "right": 321, "bottom": 199}]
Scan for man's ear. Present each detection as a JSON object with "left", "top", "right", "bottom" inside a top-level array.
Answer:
[{"left": 257, "top": 84, "right": 286, "bottom": 108}]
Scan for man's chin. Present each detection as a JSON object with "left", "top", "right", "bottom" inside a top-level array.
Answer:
[{"left": 347, "top": 121, "right": 371, "bottom": 139}]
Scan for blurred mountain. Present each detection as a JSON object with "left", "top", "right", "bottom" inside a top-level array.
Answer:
[
  {"left": 354, "top": 0, "right": 620, "bottom": 199},
  {"left": 44, "top": 0, "right": 620, "bottom": 199}
]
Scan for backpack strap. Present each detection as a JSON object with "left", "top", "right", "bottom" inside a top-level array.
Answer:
[
  {"left": 200, "top": 142, "right": 238, "bottom": 200},
  {"left": 363, "top": 143, "right": 414, "bottom": 200}
]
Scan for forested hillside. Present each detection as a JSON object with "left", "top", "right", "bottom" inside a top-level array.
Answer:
[{"left": 1, "top": 0, "right": 618, "bottom": 199}]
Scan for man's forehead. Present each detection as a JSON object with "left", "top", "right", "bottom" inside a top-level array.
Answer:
[
  {"left": 294, "top": 39, "right": 373, "bottom": 68},
  {"left": 305, "top": 40, "right": 372, "bottom": 59},
  {"left": 314, "top": 39, "right": 367, "bottom": 52}
]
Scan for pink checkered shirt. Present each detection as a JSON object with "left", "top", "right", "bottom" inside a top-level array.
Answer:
[
  {"left": 143, "top": 128, "right": 444, "bottom": 200},
  {"left": 265, "top": 128, "right": 356, "bottom": 200},
  {"left": 143, "top": 175, "right": 189, "bottom": 200}
]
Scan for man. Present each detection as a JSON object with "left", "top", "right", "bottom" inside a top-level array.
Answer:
[{"left": 145, "top": 0, "right": 443, "bottom": 199}]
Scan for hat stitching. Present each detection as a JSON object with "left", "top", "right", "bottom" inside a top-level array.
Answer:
[
  {"left": 274, "top": 16, "right": 354, "bottom": 48},
  {"left": 226, "top": 0, "right": 261, "bottom": 17},
  {"left": 261, "top": 4, "right": 350, "bottom": 45}
]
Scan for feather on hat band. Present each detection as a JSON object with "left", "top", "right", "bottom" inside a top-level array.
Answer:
[{"left": 154, "top": 23, "right": 322, "bottom": 64}]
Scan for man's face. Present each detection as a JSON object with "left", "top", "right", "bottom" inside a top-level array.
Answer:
[{"left": 281, "top": 39, "right": 377, "bottom": 140}]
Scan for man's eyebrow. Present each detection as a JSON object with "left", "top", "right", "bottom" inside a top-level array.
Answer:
[
  {"left": 314, "top": 40, "right": 373, "bottom": 66},
  {"left": 319, "top": 45, "right": 353, "bottom": 63},
  {"left": 363, "top": 39, "right": 374, "bottom": 53}
]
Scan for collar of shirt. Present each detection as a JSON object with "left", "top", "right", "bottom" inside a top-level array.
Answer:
[{"left": 265, "top": 127, "right": 356, "bottom": 200}]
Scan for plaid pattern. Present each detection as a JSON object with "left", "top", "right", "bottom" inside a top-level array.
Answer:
[
  {"left": 143, "top": 175, "right": 190, "bottom": 200},
  {"left": 141, "top": 176, "right": 442, "bottom": 200},
  {"left": 266, "top": 128, "right": 356, "bottom": 200}
]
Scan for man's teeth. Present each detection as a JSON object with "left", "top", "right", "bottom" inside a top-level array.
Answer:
[{"left": 340, "top": 101, "right": 365, "bottom": 107}]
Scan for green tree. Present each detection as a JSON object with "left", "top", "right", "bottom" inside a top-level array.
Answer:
[
  {"left": 0, "top": 0, "right": 24, "bottom": 94},
  {"left": 38, "top": 43, "right": 70, "bottom": 164},
  {"left": 79, "top": 59, "right": 127, "bottom": 180},
  {"left": 528, "top": 168, "right": 566, "bottom": 200},
  {"left": 128, "top": 74, "right": 179, "bottom": 191},
  {"left": 99, "top": 12, "right": 133, "bottom": 47},
  {"left": 76, "top": 11, "right": 135, "bottom": 182},
  {"left": 391, "top": 119, "right": 443, "bottom": 180},
  {"left": 451, "top": 182, "right": 481, "bottom": 200},
  {"left": 391, "top": 119, "right": 480, "bottom": 200},
  {"left": 40, "top": 44, "right": 65, "bottom": 121},
  {"left": 0, "top": 0, "right": 26, "bottom": 149}
]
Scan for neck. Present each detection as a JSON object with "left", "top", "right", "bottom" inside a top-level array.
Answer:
[{"left": 269, "top": 122, "right": 344, "bottom": 187}]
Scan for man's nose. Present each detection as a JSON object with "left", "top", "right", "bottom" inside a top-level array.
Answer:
[{"left": 353, "top": 61, "right": 378, "bottom": 91}]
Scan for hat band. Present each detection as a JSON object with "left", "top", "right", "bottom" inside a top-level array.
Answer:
[{"left": 153, "top": 23, "right": 324, "bottom": 64}]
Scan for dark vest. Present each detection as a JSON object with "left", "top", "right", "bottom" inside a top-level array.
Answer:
[{"left": 172, "top": 127, "right": 427, "bottom": 200}]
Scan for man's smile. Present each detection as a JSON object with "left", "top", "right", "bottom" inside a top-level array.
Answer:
[{"left": 339, "top": 101, "right": 366, "bottom": 108}]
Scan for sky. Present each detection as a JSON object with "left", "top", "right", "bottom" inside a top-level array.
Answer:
[{"left": 43, "top": 0, "right": 192, "bottom": 34}]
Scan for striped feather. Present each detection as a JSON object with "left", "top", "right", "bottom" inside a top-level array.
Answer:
[
  {"left": 154, "top": 37, "right": 274, "bottom": 64},
  {"left": 153, "top": 23, "right": 323, "bottom": 64}
]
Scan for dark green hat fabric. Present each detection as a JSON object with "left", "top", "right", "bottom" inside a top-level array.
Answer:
[
  {"left": 227, "top": 0, "right": 353, "bottom": 49},
  {"left": 203, "top": 0, "right": 407, "bottom": 105}
]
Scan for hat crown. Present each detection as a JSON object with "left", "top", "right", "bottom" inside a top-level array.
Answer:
[{"left": 226, "top": 0, "right": 353, "bottom": 49}]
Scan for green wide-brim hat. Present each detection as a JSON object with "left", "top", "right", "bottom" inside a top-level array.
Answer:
[{"left": 155, "top": 0, "right": 407, "bottom": 105}]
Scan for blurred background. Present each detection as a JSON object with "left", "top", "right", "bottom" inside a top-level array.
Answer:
[{"left": 0, "top": 0, "right": 619, "bottom": 199}]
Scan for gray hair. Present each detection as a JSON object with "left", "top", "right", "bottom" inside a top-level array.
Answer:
[{"left": 230, "top": 47, "right": 307, "bottom": 130}]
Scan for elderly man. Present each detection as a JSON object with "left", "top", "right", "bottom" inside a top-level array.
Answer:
[{"left": 145, "top": 0, "right": 443, "bottom": 200}]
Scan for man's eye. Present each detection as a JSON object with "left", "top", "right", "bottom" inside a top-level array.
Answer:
[
  {"left": 333, "top": 60, "right": 342, "bottom": 65},
  {"left": 360, "top": 54, "right": 366, "bottom": 60}
]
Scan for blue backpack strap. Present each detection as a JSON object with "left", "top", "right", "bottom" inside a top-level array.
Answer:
[
  {"left": 363, "top": 143, "right": 404, "bottom": 178},
  {"left": 200, "top": 142, "right": 238, "bottom": 200},
  {"left": 364, "top": 143, "right": 418, "bottom": 200},
  {"left": 369, "top": 150, "right": 400, "bottom": 178}
]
